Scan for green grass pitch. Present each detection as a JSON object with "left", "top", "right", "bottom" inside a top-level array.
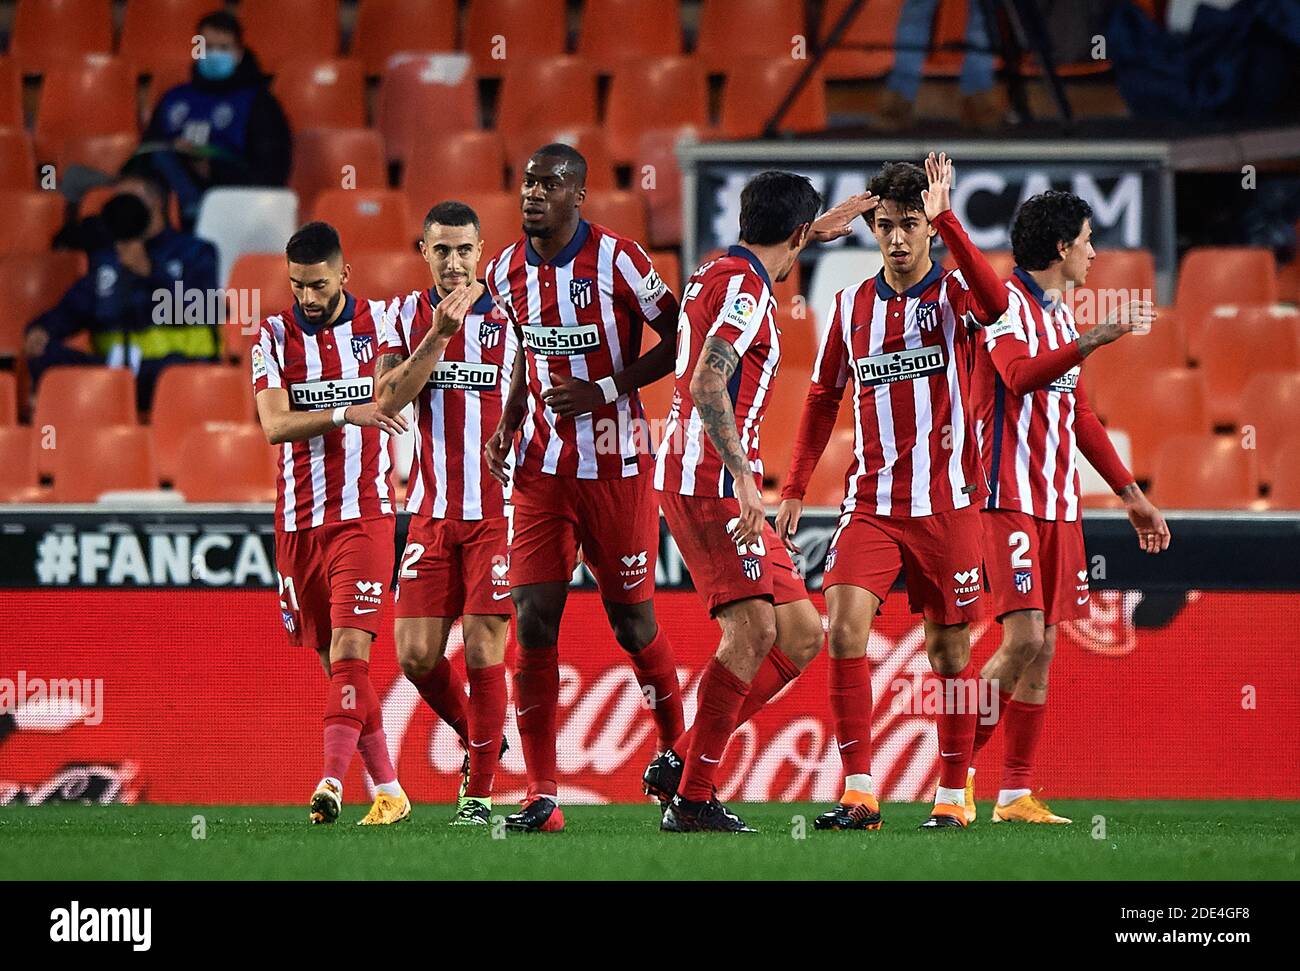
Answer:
[{"left": 3, "top": 801, "right": 1296, "bottom": 880}]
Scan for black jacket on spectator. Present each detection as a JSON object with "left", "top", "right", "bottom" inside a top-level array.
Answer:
[{"left": 144, "top": 48, "right": 292, "bottom": 188}]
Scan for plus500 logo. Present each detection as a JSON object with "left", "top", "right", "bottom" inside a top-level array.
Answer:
[
  {"left": 521, "top": 324, "right": 601, "bottom": 355},
  {"left": 289, "top": 377, "right": 374, "bottom": 409}
]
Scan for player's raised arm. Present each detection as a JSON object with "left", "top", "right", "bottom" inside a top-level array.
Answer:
[
  {"left": 1074, "top": 379, "right": 1170, "bottom": 554},
  {"left": 375, "top": 284, "right": 477, "bottom": 415},
  {"left": 924, "top": 152, "right": 1008, "bottom": 324},
  {"left": 690, "top": 335, "right": 764, "bottom": 546}
]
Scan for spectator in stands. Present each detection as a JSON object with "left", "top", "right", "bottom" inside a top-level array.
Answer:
[
  {"left": 876, "top": 0, "right": 1001, "bottom": 131},
  {"left": 141, "top": 10, "right": 292, "bottom": 226},
  {"left": 24, "top": 171, "right": 220, "bottom": 413}
]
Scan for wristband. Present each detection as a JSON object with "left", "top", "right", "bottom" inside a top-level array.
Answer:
[
  {"left": 332, "top": 406, "right": 349, "bottom": 427},
  {"left": 596, "top": 377, "right": 618, "bottom": 404}
]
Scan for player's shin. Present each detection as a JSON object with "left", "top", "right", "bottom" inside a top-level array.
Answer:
[
  {"left": 829, "top": 655, "right": 874, "bottom": 796},
  {"left": 932, "top": 661, "right": 978, "bottom": 807},
  {"left": 677, "top": 658, "right": 750, "bottom": 802},
  {"left": 465, "top": 662, "right": 507, "bottom": 800},
  {"left": 357, "top": 677, "right": 401, "bottom": 797},
  {"left": 513, "top": 644, "right": 560, "bottom": 799},
  {"left": 321, "top": 657, "right": 368, "bottom": 790},
  {"left": 406, "top": 656, "right": 470, "bottom": 745},
  {"left": 625, "top": 627, "right": 685, "bottom": 751}
]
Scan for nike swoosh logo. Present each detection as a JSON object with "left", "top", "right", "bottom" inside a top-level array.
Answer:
[
  {"left": 1076, "top": 595, "right": 1090, "bottom": 605},
  {"left": 941, "top": 751, "right": 963, "bottom": 758},
  {"left": 622, "top": 578, "right": 647, "bottom": 590},
  {"left": 492, "top": 592, "right": 512, "bottom": 600},
  {"left": 516, "top": 705, "right": 539, "bottom": 718},
  {"left": 838, "top": 740, "right": 857, "bottom": 750},
  {"left": 700, "top": 755, "right": 720, "bottom": 764},
  {"left": 955, "top": 596, "right": 979, "bottom": 607},
  {"left": 469, "top": 739, "right": 493, "bottom": 748},
  {"left": 353, "top": 607, "right": 378, "bottom": 614}
]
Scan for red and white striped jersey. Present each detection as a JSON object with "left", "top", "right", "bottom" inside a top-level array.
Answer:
[
  {"left": 973, "top": 268, "right": 1083, "bottom": 521},
  {"left": 654, "top": 246, "right": 780, "bottom": 498},
  {"left": 810, "top": 263, "right": 988, "bottom": 517},
  {"left": 252, "top": 293, "right": 394, "bottom": 532},
  {"left": 379, "top": 285, "right": 516, "bottom": 520},
  {"left": 483, "top": 220, "right": 677, "bottom": 479}
]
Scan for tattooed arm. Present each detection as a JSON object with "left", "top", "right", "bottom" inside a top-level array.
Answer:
[
  {"left": 689, "top": 335, "right": 765, "bottom": 546},
  {"left": 375, "top": 283, "right": 477, "bottom": 415}
]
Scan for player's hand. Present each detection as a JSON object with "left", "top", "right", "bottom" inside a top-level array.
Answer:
[
  {"left": 729, "top": 477, "right": 766, "bottom": 549},
  {"left": 484, "top": 424, "right": 514, "bottom": 486},
  {"left": 1122, "top": 487, "right": 1170, "bottom": 554},
  {"left": 922, "top": 151, "right": 954, "bottom": 221},
  {"left": 433, "top": 283, "right": 475, "bottom": 338},
  {"left": 542, "top": 375, "right": 606, "bottom": 417},
  {"left": 775, "top": 498, "right": 804, "bottom": 554},
  {"left": 24, "top": 326, "right": 49, "bottom": 358},
  {"left": 1099, "top": 299, "right": 1157, "bottom": 340},
  {"left": 343, "top": 402, "right": 408, "bottom": 435},
  {"left": 808, "top": 192, "right": 878, "bottom": 242}
]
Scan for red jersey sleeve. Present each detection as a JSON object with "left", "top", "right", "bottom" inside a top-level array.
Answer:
[
  {"left": 378, "top": 294, "right": 412, "bottom": 356},
  {"left": 705, "top": 273, "right": 769, "bottom": 355},
  {"left": 984, "top": 288, "right": 1085, "bottom": 395},
  {"left": 934, "top": 209, "right": 1009, "bottom": 327},
  {"left": 1074, "top": 378, "right": 1135, "bottom": 493},
  {"left": 613, "top": 239, "right": 679, "bottom": 325},
  {"left": 250, "top": 320, "right": 282, "bottom": 395}
]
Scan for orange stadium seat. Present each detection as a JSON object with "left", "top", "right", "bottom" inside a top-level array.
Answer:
[
  {"left": 312, "top": 188, "right": 414, "bottom": 252},
  {"left": 1080, "top": 249, "right": 1156, "bottom": 302},
  {"left": 607, "top": 58, "right": 709, "bottom": 165},
  {"left": 1260, "top": 436, "right": 1300, "bottom": 509},
  {"left": 582, "top": 191, "right": 648, "bottom": 243},
  {"left": 34, "top": 56, "right": 138, "bottom": 162},
  {"left": 119, "top": 0, "right": 211, "bottom": 78},
  {"left": 1238, "top": 372, "right": 1300, "bottom": 491},
  {"left": 0, "top": 60, "right": 23, "bottom": 126},
  {"left": 776, "top": 308, "right": 822, "bottom": 374},
  {"left": 403, "top": 129, "right": 507, "bottom": 206},
  {"left": 150, "top": 365, "right": 256, "bottom": 484},
  {"left": 33, "top": 365, "right": 136, "bottom": 440},
  {"left": 272, "top": 59, "right": 367, "bottom": 131},
  {"left": 174, "top": 422, "right": 277, "bottom": 502},
  {"left": 1278, "top": 260, "right": 1299, "bottom": 305},
  {"left": 351, "top": 0, "right": 458, "bottom": 77},
  {"left": 0, "top": 252, "right": 87, "bottom": 357},
  {"left": 639, "top": 370, "right": 675, "bottom": 428},
  {"left": 576, "top": 0, "right": 683, "bottom": 74},
  {"left": 717, "top": 60, "right": 827, "bottom": 139},
  {"left": 240, "top": 0, "right": 341, "bottom": 67},
  {"left": 344, "top": 250, "right": 430, "bottom": 303},
  {"left": 758, "top": 360, "right": 814, "bottom": 485},
  {"left": 0, "top": 128, "right": 36, "bottom": 189},
  {"left": 507, "top": 125, "right": 615, "bottom": 191},
  {"left": 649, "top": 250, "right": 680, "bottom": 295},
  {"left": 10, "top": 0, "right": 113, "bottom": 76},
  {"left": 453, "top": 192, "right": 521, "bottom": 254},
  {"left": 1148, "top": 434, "right": 1259, "bottom": 510},
  {"left": 57, "top": 131, "right": 138, "bottom": 176},
  {"left": 819, "top": 0, "right": 902, "bottom": 80},
  {"left": 942, "top": 248, "right": 1015, "bottom": 279},
  {"left": 1077, "top": 307, "right": 1188, "bottom": 400},
  {"left": 49, "top": 425, "right": 158, "bottom": 501},
  {"left": 1197, "top": 306, "right": 1300, "bottom": 426},
  {"left": 223, "top": 253, "right": 290, "bottom": 358},
  {"left": 495, "top": 57, "right": 599, "bottom": 160},
  {"left": 696, "top": 0, "right": 806, "bottom": 75},
  {"left": 377, "top": 52, "right": 479, "bottom": 165},
  {"left": 924, "top": 0, "right": 1005, "bottom": 79},
  {"left": 0, "top": 426, "right": 40, "bottom": 501},
  {"left": 0, "top": 191, "right": 66, "bottom": 256},
  {"left": 802, "top": 427, "right": 854, "bottom": 507},
  {"left": 1175, "top": 246, "right": 1277, "bottom": 361},
  {"left": 290, "top": 127, "right": 387, "bottom": 213},
  {"left": 0, "top": 371, "right": 16, "bottom": 425},
  {"left": 634, "top": 126, "right": 700, "bottom": 249},
  {"left": 464, "top": 0, "right": 567, "bottom": 77},
  {"left": 1094, "top": 367, "right": 1208, "bottom": 483}
]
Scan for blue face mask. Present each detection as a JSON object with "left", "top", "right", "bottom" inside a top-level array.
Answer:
[{"left": 197, "top": 50, "right": 238, "bottom": 81}]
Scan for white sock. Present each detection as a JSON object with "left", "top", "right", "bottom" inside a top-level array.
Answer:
[
  {"left": 319, "top": 776, "right": 342, "bottom": 796},
  {"left": 935, "top": 786, "right": 965, "bottom": 807},
  {"left": 376, "top": 781, "right": 403, "bottom": 799},
  {"left": 845, "top": 773, "right": 874, "bottom": 796},
  {"left": 998, "top": 787, "right": 1031, "bottom": 806}
]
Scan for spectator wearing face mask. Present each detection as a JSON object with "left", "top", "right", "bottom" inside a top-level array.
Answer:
[
  {"left": 24, "top": 172, "right": 220, "bottom": 412},
  {"left": 141, "top": 9, "right": 292, "bottom": 226}
]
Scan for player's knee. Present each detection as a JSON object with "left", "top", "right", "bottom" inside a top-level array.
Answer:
[
  {"left": 1006, "top": 631, "right": 1046, "bottom": 666},
  {"left": 926, "top": 628, "right": 970, "bottom": 676},
  {"left": 514, "top": 602, "right": 561, "bottom": 649},
  {"left": 827, "top": 616, "right": 866, "bottom": 659},
  {"left": 462, "top": 632, "right": 502, "bottom": 669},
  {"left": 331, "top": 628, "right": 371, "bottom": 660},
  {"left": 609, "top": 612, "right": 657, "bottom": 653},
  {"left": 397, "top": 642, "right": 436, "bottom": 681}
]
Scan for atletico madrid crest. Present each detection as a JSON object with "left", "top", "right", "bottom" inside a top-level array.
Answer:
[
  {"left": 570, "top": 277, "right": 594, "bottom": 309},
  {"left": 742, "top": 556, "right": 762, "bottom": 581},
  {"left": 351, "top": 334, "right": 374, "bottom": 364},
  {"left": 1014, "top": 569, "right": 1033, "bottom": 594},
  {"left": 479, "top": 320, "right": 503, "bottom": 348}
]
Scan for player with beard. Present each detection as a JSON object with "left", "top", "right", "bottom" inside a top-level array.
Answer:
[
  {"left": 482, "top": 144, "right": 684, "bottom": 832},
  {"left": 252, "top": 222, "right": 410, "bottom": 825}
]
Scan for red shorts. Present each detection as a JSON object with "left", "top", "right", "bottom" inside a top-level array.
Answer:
[
  {"left": 274, "top": 517, "right": 395, "bottom": 650},
  {"left": 396, "top": 515, "right": 512, "bottom": 618},
  {"left": 981, "top": 509, "right": 1090, "bottom": 626},
  {"left": 509, "top": 463, "right": 659, "bottom": 603},
  {"left": 822, "top": 505, "right": 984, "bottom": 625},
  {"left": 660, "top": 491, "right": 808, "bottom": 616}
]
